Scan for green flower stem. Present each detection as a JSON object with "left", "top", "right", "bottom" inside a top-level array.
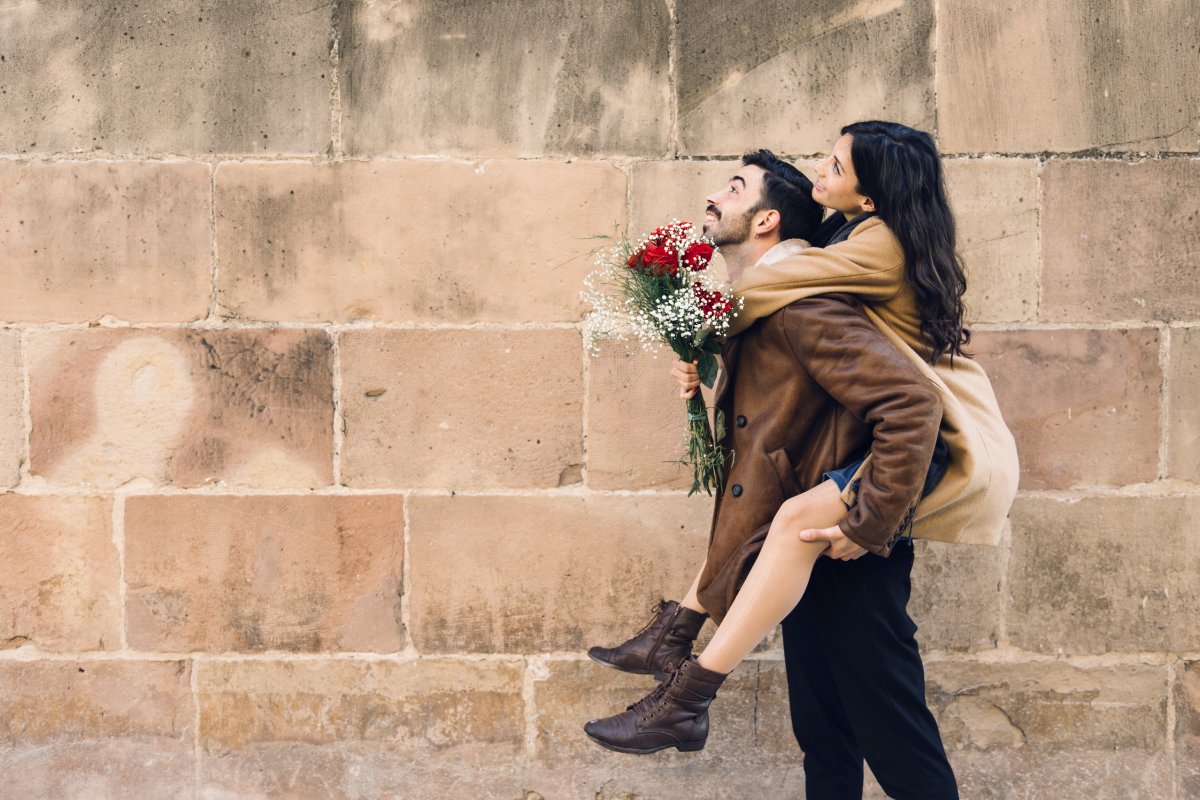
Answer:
[{"left": 684, "top": 392, "right": 728, "bottom": 497}]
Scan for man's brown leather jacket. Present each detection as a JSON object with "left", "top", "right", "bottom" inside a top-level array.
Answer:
[{"left": 695, "top": 293, "right": 943, "bottom": 624}]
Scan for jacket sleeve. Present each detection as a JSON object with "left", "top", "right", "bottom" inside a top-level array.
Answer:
[
  {"left": 728, "top": 221, "right": 906, "bottom": 337},
  {"left": 780, "top": 295, "right": 943, "bottom": 555}
]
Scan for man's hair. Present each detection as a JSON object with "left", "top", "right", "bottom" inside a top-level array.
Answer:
[{"left": 741, "top": 149, "right": 825, "bottom": 243}]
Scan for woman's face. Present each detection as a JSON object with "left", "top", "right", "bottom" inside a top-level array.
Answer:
[{"left": 812, "top": 134, "right": 875, "bottom": 220}]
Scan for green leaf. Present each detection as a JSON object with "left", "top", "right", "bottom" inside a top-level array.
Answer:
[
  {"left": 696, "top": 351, "right": 719, "bottom": 389},
  {"left": 701, "top": 336, "right": 723, "bottom": 355}
]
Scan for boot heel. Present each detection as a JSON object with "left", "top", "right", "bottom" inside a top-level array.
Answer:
[{"left": 676, "top": 740, "right": 705, "bottom": 752}]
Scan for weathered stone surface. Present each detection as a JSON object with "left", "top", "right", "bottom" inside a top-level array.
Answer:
[
  {"left": 1042, "top": 159, "right": 1200, "bottom": 322},
  {"left": 0, "top": 334, "right": 22, "bottom": 488},
  {"left": 529, "top": 659, "right": 804, "bottom": 798},
  {"left": 909, "top": 539, "right": 1003, "bottom": 653},
  {"left": 1177, "top": 659, "right": 1200, "bottom": 799},
  {"left": 125, "top": 495, "right": 403, "bottom": 653},
  {"left": 0, "top": 161, "right": 211, "bottom": 323},
  {"left": 586, "top": 340, "right": 693, "bottom": 490},
  {"left": 927, "top": 660, "right": 1170, "bottom": 799},
  {"left": 971, "top": 329, "right": 1161, "bottom": 489},
  {"left": 1007, "top": 496, "right": 1200, "bottom": 654},
  {"left": 677, "top": 0, "right": 935, "bottom": 156},
  {"left": 0, "top": 0, "right": 331, "bottom": 155},
  {"left": 216, "top": 160, "right": 625, "bottom": 322},
  {"left": 199, "top": 658, "right": 525, "bottom": 797},
  {"left": 0, "top": 660, "right": 195, "bottom": 799},
  {"left": 938, "top": 0, "right": 1200, "bottom": 153},
  {"left": 339, "top": 0, "right": 670, "bottom": 157},
  {"left": 408, "top": 495, "right": 711, "bottom": 653},
  {"left": 1170, "top": 327, "right": 1200, "bottom": 480},
  {"left": 341, "top": 328, "right": 583, "bottom": 490},
  {"left": 28, "top": 328, "right": 333, "bottom": 489},
  {"left": 944, "top": 159, "right": 1040, "bottom": 324},
  {"left": 1, "top": 495, "right": 118, "bottom": 651}
]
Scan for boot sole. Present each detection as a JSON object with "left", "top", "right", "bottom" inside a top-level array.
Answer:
[
  {"left": 584, "top": 730, "right": 705, "bottom": 755},
  {"left": 586, "top": 651, "right": 666, "bottom": 680}
]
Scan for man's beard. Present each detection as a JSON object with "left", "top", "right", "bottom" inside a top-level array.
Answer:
[{"left": 704, "top": 208, "right": 754, "bottom": 248}]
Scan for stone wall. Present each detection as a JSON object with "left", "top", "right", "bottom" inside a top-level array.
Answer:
[{"left": 1, "top": 1, "right": 1197, "bottom": 798}]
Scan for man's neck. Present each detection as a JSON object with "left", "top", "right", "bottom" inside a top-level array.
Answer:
[{"left": 723, "top": 237, "right": 781, "bottom": 284}]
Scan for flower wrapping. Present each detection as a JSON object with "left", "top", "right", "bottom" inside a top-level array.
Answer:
[{"left": 582, "top": 221, "right": 743, "bottom": 496}]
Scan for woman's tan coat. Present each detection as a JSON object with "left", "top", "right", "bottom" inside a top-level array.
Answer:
[{"left": 726, "top": 219, "right": 1020, "bottom": 549}]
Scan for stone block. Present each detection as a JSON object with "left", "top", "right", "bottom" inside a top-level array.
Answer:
[
  {"left": 1177, "top": 659, "right": 1200, "bottom": 799},
  {"left": 0, "top": 660, "right": 194, "bottom": 799},
  {"left": 1, "top": 495, "right": 118, "bottom": 651},
  {"left": 677, "top": 0, "right": 935, "bottom": 156},
  {"left": 27, "top": 328, "right": 333, "bottom": 489},
  {"left": 125, "top": 494, "right": 404, "bottom": 653},
  {"left": 927, "top": 660, "right": 1170, "bottom": 799},
  {"left": 938, "top": 0, "right": 1200, "bottom": 153},
  {"left": 1041, "top": 159, "right": 1200, "bottom": 322},
  {"left": 586, "top": 340, "right": 693, "bottom": 491},
  {"left": 528, "top": 659, "right": 805, "bottom": 798},
  {"left": 408, "top": 495, "right": 711, "bottom": 653},
  {"left": 1169, "top": 327, "right": 1200, "bottom": 480},
  {"left": 0, "top": 333, "right": 22, "bottom": 488},
  {"left": 340, "top": 328, "right": 583, "bottom": 490},
  {"left": 1007, "top": 496, "right": 1200, "bottom": 654},
  {"left": 909, "top": 538, "right": 1003, "bottom": 653},
  {"left": 971, "top": 328, "right": 1161, "bottom": 489},
  {"left": 215, "top": 159, "right": 625, "bottom": 323},
  {"left": 198, "top": 658, "right": 526, "bottom": 798},
  {"left": 943, "top": 159, "right": 1039, "bottom": 324},
  {"left": 0, "top": 161, "right": 211, "bottom": 323},
  {"left": 0, "top": 0, "right": 331, "bottom": 154},
  {"left": 338, "top": 0, "right": 671, "bottom": 157}
]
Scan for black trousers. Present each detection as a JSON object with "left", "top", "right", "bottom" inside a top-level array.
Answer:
[{"left": 780, "top": 541, "right": 959, "bottom": 800}]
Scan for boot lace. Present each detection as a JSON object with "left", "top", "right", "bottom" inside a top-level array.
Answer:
[
  {"left": 620, "top": 599, "right": 668, "bottom": 645},
  {"left": 629, "top": 662, "right": 681, "bottom": 723}
]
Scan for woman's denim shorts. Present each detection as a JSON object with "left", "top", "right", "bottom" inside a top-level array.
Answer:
[{"left": 823, "top": 434, "right": 950, "bottom": 499}]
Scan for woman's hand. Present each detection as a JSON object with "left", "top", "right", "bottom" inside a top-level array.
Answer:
[{"left": 671, "top": 359, "right": 701, "bottom": 399}]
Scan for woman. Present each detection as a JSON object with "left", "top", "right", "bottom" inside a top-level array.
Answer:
[{"left": 584, "top": 122, "right": 1017, "bottom": 786}]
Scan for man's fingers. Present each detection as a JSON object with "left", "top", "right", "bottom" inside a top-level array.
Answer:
[{"left": 799, "top": 527, "right": 837, "bottom": 543}]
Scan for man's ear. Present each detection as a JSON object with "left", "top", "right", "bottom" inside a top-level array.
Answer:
[{"left": 756, "top": 208, "right": 782, "bottom": 237}]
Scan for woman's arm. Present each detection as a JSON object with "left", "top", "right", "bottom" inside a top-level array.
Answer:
[{"left": 729, "top": 219, "right": 906, "bottom": 337}]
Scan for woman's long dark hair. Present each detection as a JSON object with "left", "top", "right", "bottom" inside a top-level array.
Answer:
[{"left": 842, "top": 121, "right": 970, "bottom": 362}]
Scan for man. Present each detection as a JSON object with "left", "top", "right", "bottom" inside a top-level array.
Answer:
[{"left": 584, "top": 148, "right": 959, "bottom": 799}]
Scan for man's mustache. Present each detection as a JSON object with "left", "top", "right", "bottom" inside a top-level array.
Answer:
[{"left": 706, "top": 205, "right": 721, "bottom": 220}]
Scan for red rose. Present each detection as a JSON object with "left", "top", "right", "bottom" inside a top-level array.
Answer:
[
  {"left": 683, "top": 242, "right": 714, "bottom": 271},
  {"left": 641, "top": 244, "right": 679, "bottom": 276},
  {"left": 693, "top": 285, "right": 731, "bottom": 317}
]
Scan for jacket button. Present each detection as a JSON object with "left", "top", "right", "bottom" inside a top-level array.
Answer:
[
  {"left": 735, "top": 415, "right": 747, "bottom": 428},
  {"left": 731, "top": 484, "right": 743, "bottom": 497}
]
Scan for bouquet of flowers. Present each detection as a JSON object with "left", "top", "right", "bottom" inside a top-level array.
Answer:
[{"left": 582, "top": 221, "right": 743, "bottom": 496}]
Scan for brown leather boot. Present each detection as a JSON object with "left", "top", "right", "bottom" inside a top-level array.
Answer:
[
  {"left": 583, "top": 656, "right": 728, "bottom": 754},
  {"left": 587, "top": 599, "right": 707, "bottom": 679}
]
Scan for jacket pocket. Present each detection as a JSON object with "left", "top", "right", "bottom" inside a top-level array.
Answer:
[{"left": 766, "top": 447, "right": 802, "bottom": 499}]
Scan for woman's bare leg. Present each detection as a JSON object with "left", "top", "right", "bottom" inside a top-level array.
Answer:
[
  {"left": 680, "top": 561, "right": 708, "bottom": 614},
  {"left": 697, "top": 481, "right": 846, "bottom": 674}
]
